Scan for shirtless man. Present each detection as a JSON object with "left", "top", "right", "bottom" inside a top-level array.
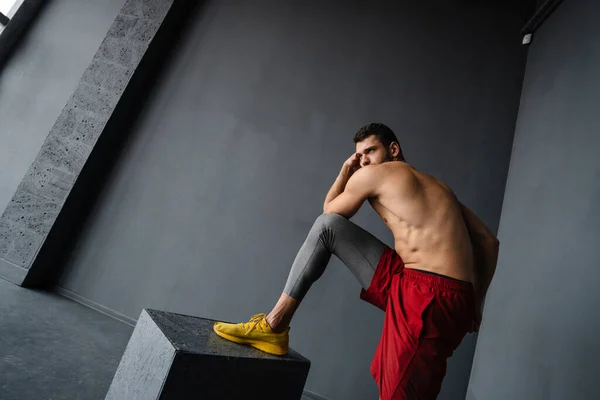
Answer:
[{"left": 214, "top": 123, "right": 500, "bottom": 400}]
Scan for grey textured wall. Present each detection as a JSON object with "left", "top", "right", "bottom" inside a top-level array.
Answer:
[
  {"left": 467, "top": 0, "right": 600, "bottom": 399},
  {"left": 0, "top": 0, "right": 127, "bottom": 214},
  {"left": 56, "top": 1, "right": 531, "bottom": 399}
]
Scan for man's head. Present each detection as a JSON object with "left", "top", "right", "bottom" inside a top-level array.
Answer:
[{"left": 353, "top": 123, "right": 404, "bottom": 167}]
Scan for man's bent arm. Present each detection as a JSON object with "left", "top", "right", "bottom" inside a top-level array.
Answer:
[
  {"left": 460, "top": 203, "right": 500, "bottom": 300},
  {"left": 323, "top": 167, "right": 379, "bottom": 218},
  {"left": 323, "top": 169, "right": 353, "bottom": 211},
  {"left": 472, "top": 236, "right": 499, "bottom": 301}
]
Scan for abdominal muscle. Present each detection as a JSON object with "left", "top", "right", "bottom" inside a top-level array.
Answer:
[{"left": 368, "top": 177, "right": 475, "bottom": 283}]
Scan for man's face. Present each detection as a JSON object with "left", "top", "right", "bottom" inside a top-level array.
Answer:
[{"left": 355, "top": 135, "right": 392, "bottom": 168}]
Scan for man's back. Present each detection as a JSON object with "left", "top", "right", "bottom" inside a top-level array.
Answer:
[{"left": 369, "top": 162, "right": 475, "bottom": 282}]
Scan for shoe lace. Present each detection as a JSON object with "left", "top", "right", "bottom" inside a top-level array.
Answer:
[{"left": 242, "top": 313, "right": 267, "bottom": 335}]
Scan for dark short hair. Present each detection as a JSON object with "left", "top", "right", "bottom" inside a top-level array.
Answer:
[{"left": 354, "top": 123, "right": 403, "bottom": 160}]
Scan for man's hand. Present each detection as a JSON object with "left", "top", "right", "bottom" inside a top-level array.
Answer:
[
  {"left": 323, "top": 153, "right": 374, "bottom": 217},
  {"left": 342, "top": 153, "right": 361, "bottom": 177}
]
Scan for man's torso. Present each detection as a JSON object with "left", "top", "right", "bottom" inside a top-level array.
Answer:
[{"left": 367, "top": 162, "right": 474, "bottom": 282}]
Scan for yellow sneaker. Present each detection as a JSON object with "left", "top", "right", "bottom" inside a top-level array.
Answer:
[{"left": 213, "top": 313, "right": 289, "bottom": 355}]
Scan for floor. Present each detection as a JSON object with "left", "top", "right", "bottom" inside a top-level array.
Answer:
[
  {"left": 0, "top": 278, "right": 315, "bottom": 400},
  {"left": 0, "top": 278, "right": 133, "bottom": 400}
]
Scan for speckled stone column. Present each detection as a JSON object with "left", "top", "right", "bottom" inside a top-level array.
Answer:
[
  {"left": 105, "top": 310, "right": 311, "bottom": 400},
  {"left": 0, "top": 0, "right": 180, "bottom": 285}
]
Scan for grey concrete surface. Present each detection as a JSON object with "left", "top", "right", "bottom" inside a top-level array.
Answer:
[
  {"left": 0, "top": 278, "right": 315, "bottom": 400},
  {"left": 467, "top": 0, "right": 600, "bottom": 399},
  {"left": 54, "top": 1, "right": 534, "bottom": 399},
  {"left": 0, "top": 278, "right": 133, "bottom": 400}
]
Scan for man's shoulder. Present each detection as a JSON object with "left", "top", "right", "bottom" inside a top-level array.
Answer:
[
  {"left": 355, "top": 162, "right": 414, "bottom": 182},
  {"left": 378, "top": 161, "right": 414, "bottom": 178},
  {"left": 357, "top": 163, "right": 414, "bottom": 192}
]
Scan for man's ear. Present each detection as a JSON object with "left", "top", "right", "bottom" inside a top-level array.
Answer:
[{"left": 389, "top": 142, "right": 400, "bottom": 159}]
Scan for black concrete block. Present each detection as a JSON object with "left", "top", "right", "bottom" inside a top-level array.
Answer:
[{"left": 106, "top": 309, "right": 311, "bottom": 400}]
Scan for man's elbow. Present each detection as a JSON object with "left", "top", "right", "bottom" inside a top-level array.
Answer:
[
  {"left": 483, "top": 236, "right": 500, "bottom": 261},
  {"left": 474, "top": 234, "right": 499, "bottom": 253},
  {"left": 323, "top": 203, "right": 340, "bottom": 215},
  {"left": 323, "top": 207, "right": 342, "bottom": 217},
  {"left": 323, "top": 205, "right": 351, "bottom": 218},
  {"left": 484, "top": 235, "right": 500, "bottom": 251},
  {"left": 489, "top": 236, "right": 500, "bottom": 247}
]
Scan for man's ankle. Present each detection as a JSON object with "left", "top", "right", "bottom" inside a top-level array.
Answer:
[{"left": 266, "top": 315, "right": 287, "bottom": 333}]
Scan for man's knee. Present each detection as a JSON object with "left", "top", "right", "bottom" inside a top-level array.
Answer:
[
  {"left": 315, "top": 213, "right": 346, "bottom": 227},
  {"left": 312, "top": 213, "right": 349, "bottom": 234},
  {"left": 306, "top": 214, "right": 347, "bottom": 252}
]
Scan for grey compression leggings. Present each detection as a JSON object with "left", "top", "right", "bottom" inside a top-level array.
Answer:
[{"left": 283, "top": 214, "right": 388, "bottom": 301}]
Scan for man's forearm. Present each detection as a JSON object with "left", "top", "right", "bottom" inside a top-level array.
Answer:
[{"left": 323, "top": 170, "right": 352, "bottom": 210}]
